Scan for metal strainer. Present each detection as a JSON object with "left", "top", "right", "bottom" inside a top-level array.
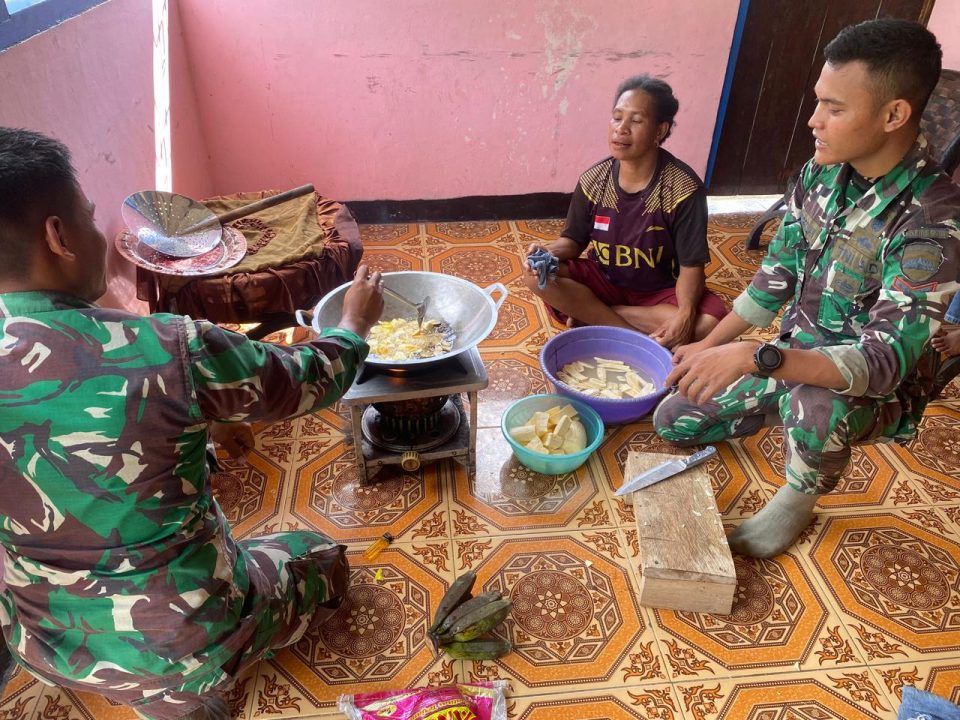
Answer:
[
  {"left": 121, "top": 184, "right": 316, "bottom": 258},
  {"left": 121, "top": 191, "right": 221, "bottom": 258}
]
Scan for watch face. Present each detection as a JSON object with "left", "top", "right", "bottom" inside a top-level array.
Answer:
[{"left": 758, "top": 345, "right": 781, "bottom": 370}]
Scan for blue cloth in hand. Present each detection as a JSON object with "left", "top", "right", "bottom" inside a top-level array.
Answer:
[
  {"left": 527, "top": 248, "right": 559, "bottom": 290},
  {"left": 898, "top": 686, "right": 960, "bottom": 720}
]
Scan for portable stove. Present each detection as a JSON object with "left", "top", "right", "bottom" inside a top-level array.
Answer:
[{"left": 343, "top": 348, "right": 488, "bottom": 483}]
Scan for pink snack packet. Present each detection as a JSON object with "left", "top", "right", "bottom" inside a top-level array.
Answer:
[{"left": 338, "top": 680, "right": 509, "bottom": 720}]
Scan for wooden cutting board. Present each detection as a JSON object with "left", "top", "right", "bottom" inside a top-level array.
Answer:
[{"left": 623, "top": 450, "right": 736, "bottom": 615}]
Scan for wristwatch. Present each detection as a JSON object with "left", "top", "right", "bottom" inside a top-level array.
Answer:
[{"left": 753, "top": 342, "right": 783, "bottom": 377}]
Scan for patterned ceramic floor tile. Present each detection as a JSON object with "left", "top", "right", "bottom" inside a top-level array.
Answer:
[
  {"left": 358, "top": 223, "right": 419, "bottom": 246},
  {"left": 805, "top": 509, "right": 960, "bottom": 664},
  {"left": 25, "top": 662, "right": 261, "bottom": 720},
  {"left": 639, "top": 539, "right": 863, "bottom": 680},
  {"left": 869, "top": 659, "right": 960, "bottom": 710},
  {"left": 30, "top": 686, "right": 136, "bottom": 720},
  {"left": 513, "top": 219, "right": 566, "bottom": 243},
  {"left": 427, "top": 245, "right": 524, "bottom": 287},
  {"left": 478, "top": 291, "right": 542, "bottom": 350},
  {"left": 507, "top": 685, "right": 683, "bottom": 720},
  {"left": 288, "top": 441, "right": 450, "bottom": 544},
  {"left": 594, "top": 427, "right": 767, "bottom": 520},
  {"left": 470, "top": 350, "right": 550, "bottom": 429},
  {"left": 0, "top": 667, "right": 43, "bottom": 719},
  {"left": 426, "top": 221, "right": 513, "bottom": 246},
  {"left": 211, "top": 449, "right": 289, "bottom": 541},
  {"left": 452, "top": 531, "right": 668, "bottom": 694},
  {"left": 448, "top": 429, "right": 615, "bottom": 537},
  {"left": 673, "top": 669, "right": 893, "bottom": 720},
  {"left": 884, "top": 405, "right": 960, "bottom": 504},
  {"left": 249, "top": 543, "right": 461, "bottom": 717},
  {"left": 358, "top": 246, "right": 428, "bottom": 273}
]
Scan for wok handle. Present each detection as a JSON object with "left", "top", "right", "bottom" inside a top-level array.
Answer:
[
  {"left": 294, "top": 307, "right": 315, "bottom": 330},
  {"left": 181, "top": 184, "right": 316, "bottom": 234},
  {"left": 483, "top": 283, "right": 508, "bottom": 310}
]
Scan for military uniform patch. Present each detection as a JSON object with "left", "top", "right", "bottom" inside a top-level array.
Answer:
[
  {"left": 899, "top": 240, "right": 944, "bottom": 283},
  {"left": 904, "top": 227, "right": 953, "bottom": 240}
]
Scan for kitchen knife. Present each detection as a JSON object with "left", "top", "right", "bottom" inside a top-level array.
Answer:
[{"left": 614, "top": 446, "right": 717, "bottom": 496}]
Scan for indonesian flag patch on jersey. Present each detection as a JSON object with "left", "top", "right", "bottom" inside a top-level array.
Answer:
[{"left": 594, "top": 215, "right": 611, "bottom": 231}]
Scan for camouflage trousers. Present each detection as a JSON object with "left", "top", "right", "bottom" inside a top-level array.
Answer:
[
  {"left": 653, "top": 376, "right": 904, "bottom": 495},
  {"left": 25, "top": 532, "right": 348, "bottom": 720}
]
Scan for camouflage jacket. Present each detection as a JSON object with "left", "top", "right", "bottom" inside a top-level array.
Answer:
[
  {"left": 0, "top": 291, "right": 366, "bottom": 690},
  {"left": 733, "top": 136, "right": 960, "bottom": 435}
]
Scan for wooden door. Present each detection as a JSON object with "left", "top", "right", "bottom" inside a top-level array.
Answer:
[{"left": 709, "top": 0, "right": 934, "bottom": 195}]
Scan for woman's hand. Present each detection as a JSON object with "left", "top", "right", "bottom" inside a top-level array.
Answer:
[
  {"left": 665, "top": 341, "right": 758, "bottom": 405},
  {"left": 524, "top": 244, "right": 547, "bottom": 279},
  {"left": 650, "top": 310, "right": 694, "bottom": 350}
]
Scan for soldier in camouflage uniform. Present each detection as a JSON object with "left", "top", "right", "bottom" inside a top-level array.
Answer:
[
  {"left": 654, "top": 19, "right": 960, "bottom": 558},
  {"left": 0, "top": 128, "right": 384, "bottom": 719}
]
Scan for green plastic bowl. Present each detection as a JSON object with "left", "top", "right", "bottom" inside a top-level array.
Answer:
[{"left": 501, "top": 394, "right": 604, "bottom": 475}]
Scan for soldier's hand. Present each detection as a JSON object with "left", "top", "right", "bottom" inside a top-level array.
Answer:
[
  {"left": 210, "top": 421, "right": 255, "bottom": 460},
  {"left": 671, "top": 338, "right": 711, "bottom": 365},
  {"left": 666, "top": 342, "right": 757, "bottom": 406},
  {"left": 340, "top": 265, "right": 385, "bottom": 338}
]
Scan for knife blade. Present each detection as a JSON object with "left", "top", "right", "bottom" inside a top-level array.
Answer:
[{"left": 614, "top": 446, "right": 717, "bottom": 496}]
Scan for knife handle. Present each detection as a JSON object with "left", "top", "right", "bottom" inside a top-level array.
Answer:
[{"left": 683, "top": 445, "right": 716, "bottom": 468}]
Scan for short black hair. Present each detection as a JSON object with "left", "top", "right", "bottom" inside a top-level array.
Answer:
[
  {"left": 0, "top": 127, "right": 78, "bottom": 270},
  {"left": 824, "top": 18, "right": 942, "bottom": 119},
  {"left": 614, "top": 75, "right": 680, "bottom": 142}
]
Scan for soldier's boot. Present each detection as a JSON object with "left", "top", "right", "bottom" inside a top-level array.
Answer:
[
  {"left": 179, "top": 694, "right": 231, "bottom": 720},
  {"left": 728, "top": 484, "right": 818, "bottom": 558}
]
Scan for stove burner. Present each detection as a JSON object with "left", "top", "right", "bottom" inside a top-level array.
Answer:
[
  {"left": 361, "top": 398, "right": 462, "bottom": 453},
  {"left": 343, "top": 346, "right": 487, "bottom": 483},
  {"left": 354, "top": 352, "right": 473, "bottom": 381}
]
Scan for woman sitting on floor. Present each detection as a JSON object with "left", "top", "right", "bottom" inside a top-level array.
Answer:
[{"left": 523, "top": 75, "right": 727, "bottom": 350}]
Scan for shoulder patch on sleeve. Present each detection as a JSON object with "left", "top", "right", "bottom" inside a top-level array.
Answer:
[
  {"left": 899, "top": 240, "right": 944, "bottom": 283},
  {"left": 904, "top": 227, "right": 953, "bottom": 240}
]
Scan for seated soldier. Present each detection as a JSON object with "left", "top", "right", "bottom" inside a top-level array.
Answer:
[
  {"left": 654, "top": 19, "right": 960, "bottom": 558},
  {"left": 0, "top": 128, "right": 384, "bottom": 720},
  {"left": 523, "top": 75, "right": 727, "bottom": 350}
]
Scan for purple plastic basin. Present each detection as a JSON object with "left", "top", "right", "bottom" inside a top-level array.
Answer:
[{"left": 539, "top": 326, "right": 672, "bottom": 424}]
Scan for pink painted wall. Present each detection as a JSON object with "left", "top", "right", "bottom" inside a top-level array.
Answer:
[
  {"left": 0, "top": 0, "right": 152, "bottom": 311},
  {"left": 169, "top": 0, "right": 214, "bottom": 200},
  {"left": 175, "top": 0, "right": 739, "bottom": 201},
  {"left": 929, "top": 0, "right": 960, "bottom": 70}
]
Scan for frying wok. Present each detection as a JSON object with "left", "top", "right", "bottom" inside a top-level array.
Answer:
[{"left": 299, "top": 271, "right": 507, "bottom": 369}]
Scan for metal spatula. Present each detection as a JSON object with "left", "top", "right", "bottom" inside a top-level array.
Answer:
[{"left": 382, "top": 285, "right": 430, "bottom": 328}]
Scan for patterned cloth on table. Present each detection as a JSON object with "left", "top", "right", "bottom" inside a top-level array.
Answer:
[{"left": 129, "top": 192, "right": 363, "bottom": 324}]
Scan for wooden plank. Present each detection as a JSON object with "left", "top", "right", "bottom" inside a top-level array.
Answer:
[{"left": 624, "top": 451, "right": 736, "bottom": 615}]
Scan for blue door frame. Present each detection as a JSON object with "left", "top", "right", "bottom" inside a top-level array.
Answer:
[{"left": 705, "top": 0, "right": 751, "bottom": 188}]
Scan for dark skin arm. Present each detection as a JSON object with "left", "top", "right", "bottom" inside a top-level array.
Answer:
[
  {"left": 667, "top": 312, "right": 847, "bottom": 405},
  {"left": 210, "top": 266, "right": 385, "bottom": 461},
  {"left": 649, "top": 264, "right": 704, "bottom": 349}
]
